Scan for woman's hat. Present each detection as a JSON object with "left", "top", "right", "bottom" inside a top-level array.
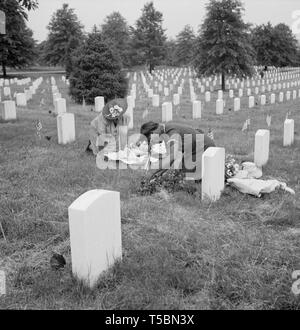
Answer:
[{"left": 102, "top": 98, "right": 128, "bottom": 121}]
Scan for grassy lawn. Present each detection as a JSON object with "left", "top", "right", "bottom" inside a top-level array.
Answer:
[{"left": 0, "top": 71, "right": 300, "bottom": 310}]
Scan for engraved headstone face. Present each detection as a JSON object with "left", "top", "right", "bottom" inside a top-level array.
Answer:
[{"left": 0, "top": 10, "right": 5, "bottom": 35}]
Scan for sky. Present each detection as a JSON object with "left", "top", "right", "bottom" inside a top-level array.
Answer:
[{"left": 27, "top": 0, "right": 300, "bottom": 43}]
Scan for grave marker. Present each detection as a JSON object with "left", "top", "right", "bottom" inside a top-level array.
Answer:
[
  {"left": 68, "top": 190, "right": 122, "bottom": 288},
  {"left": 162, "top": 102, "right": 173, "bottom": 122},
  {"left": 192, "top": 100, "right": 201, "bottom": 119},
  {"left": 201, "top": 147, "right": 225, "bottom": 201},
  {"left": 95, "top": 96, "right": 104, "bottom": 113},
  {"left": 16, "top": 93, "right": 27, "bottom": 107},
  {"left": 234, "top": 98, "right": 240, "bottom": 111},
  {"left": 283, "top": 119, "right": 294, "bottom": 147},
  {"left": 254, "top": 129, "right": 270, "bottom": 167},
  {"left": 57, "top": 113, "right": 75, "bottom": 144},
  {"left": 1, "top": 100, "right": 16, "bottom": 121},
  {"left": 54, "top": 98, "right": 67, "bottom": 115}
]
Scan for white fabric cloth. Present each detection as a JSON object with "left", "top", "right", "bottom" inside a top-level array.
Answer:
[{"left": 227, "top": 162, "right": 295, "bottom": 197}]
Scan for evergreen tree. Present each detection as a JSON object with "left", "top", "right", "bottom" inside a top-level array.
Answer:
[
  {"left": 194, "top": 0, "right": 255, "bottom": 90},
  {"left": 100, "top": 12, "right": 131, "bottom": 67},
  {"left": 251, "top": 23, "right": 298, "bottom": 67},
  {"left": 43, "top": 3, "right": 84, "bottom": 71},
  {"left": 164, "top": 39, "right": 177, "bottom": 66},
  {"left": 0, "top": 0, "right": 37, "bottom": 77},
  {"left": 175, "top": 25, "right": 196, "bottom": 66},
  {"left": 69, "top": 31, "right": 128, "bottom": 105},
  {"left": 131, "top": 2, "right": 167, "bottom": 73}
]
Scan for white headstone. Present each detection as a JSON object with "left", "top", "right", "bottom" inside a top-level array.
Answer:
[
  {"left": 164, "top": 87, "right": 169, "bottom": 96},
  {"left": 3, "top": 87, "right": 11, "bottom": 98},
  {"left": 127, "top": 105, "right": 134, "bottom": 129},
  {"left": 254, "top": 129, "right": 270, "bottom": 167},
  {"left": 234, "top": 98, "right": 240, "bottom": 111},
  {"left": 16, "top": 93, "right": 27, "bottom": 107},
  {"left": 162, "top": 102, "right": 172, "bottom": 122},
  {"left": 192, "top": 100, "right": 201, "bottom": 119},
  {"left": 260, "top": 95, "right": 266, "bottom": 106},
  {"left": 218, "top": 90, "right": 223, "bottom": 99},
  {"left": 283, "top": 119, "right": 294, "bottom": 147},
  {"left": 229, "top": 90, "right": 234, "bottom": 98},
  {"left": 68, "top": 189, "right": 122, "bottom": 288},
  {"left": 57, "top": 113, "right": 75, "bottom": 144},
  {"left": 54, "top": 98, "right": 67, "bottom": 115},
  {"left": 270, "top": 93, "right": 275, "bottom": 104},
  {"left": 173, "top": 93, "right": 180, "bottom": 105},
  {"left": 216, "top": 99, "right": 223, "bottom": 115},
  {"left": 201, "top": 147, "right": 225, "bottom": 201},
  {"left": 95, "top": 96, "right": 104, "bottom": 113},
  {"left": 1, "top": 100, "right": 16, "bottom": 121},
  {"left": 152, "top": 94, "right": 159, "bottom": 107},
  {"left": 249, "top": 96, "right": 255, "bottom": 108},
  {"left": 205, "top": 91, "right": 211, "bottom": 102},
  {"left": 127, "top": 95, "right": 135, "bottom": 109},
  {"left": 279, "top": 92, "right": 284, "bottom": 102},
  {"left": 286, "top": 91, "right": 291, "bottom": 101}
]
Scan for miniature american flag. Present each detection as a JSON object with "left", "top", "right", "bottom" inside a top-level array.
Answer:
[
  {"left": 207, "top": 128, "right": 214, "bottom": 140},
  {"left": 266, "top": 114, "right": 272, "bottom": 127},
  {"left": 35, "top": 119, "right": 42, "bottom": 138},
  {"left": 242, "top": 120, "right": 248, "bottom": 132}
]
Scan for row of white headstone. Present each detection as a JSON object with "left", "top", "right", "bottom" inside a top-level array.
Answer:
[
  {"left": 128, "top": 67, "right": 300, "bottom": 113},
  {"left": 0, "top": 77, "right": 43, "bottom": 120},
  {"left": 49, "top": 80, "right": 76, "bottom": 145}
]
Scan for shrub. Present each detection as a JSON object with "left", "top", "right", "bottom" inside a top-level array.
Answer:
[{"left": 69, "top": 32, "right": 128, "bottom": 105}]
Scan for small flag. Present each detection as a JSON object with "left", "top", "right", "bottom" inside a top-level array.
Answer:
[
  {"left": 82, "top": 96, "right": 86, "bottom": 109},
  {"left": 207, "top": 128, "right": 214, "bottom": 140},
  {"left": 286, "top": 111, "right": 290, "bottom": 119},
  {"left": 40, "top": 98, "right": 45, "bottom": 107},
  {"left": 246, "top": 119, "right": 251, "bottom": 126},
  {"left": 266, "top": 114, "right": 272, "bottom": 127},
  {"left": 35, "top": 119, "right": 42, "bottom": 139},
  {"left": 242, "top": 120, "right": 248, "bottom": 132}
]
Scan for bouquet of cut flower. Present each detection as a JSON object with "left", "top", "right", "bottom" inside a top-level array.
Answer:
[{"left": 225, "top": 154, "right": 240, "bottom": 180}]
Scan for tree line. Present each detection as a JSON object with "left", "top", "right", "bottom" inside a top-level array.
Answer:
[{"left": 1, "top": 0, "right": 300, "bottom": 94}]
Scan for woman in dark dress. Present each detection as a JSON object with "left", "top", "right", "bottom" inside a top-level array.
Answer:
[{"left": 140, "top": 121, "right": 216, "bottom": 180}]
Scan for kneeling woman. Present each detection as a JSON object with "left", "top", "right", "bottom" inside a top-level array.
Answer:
[{"left": 140, "top": 121, "right": 216, "bottom": 180}]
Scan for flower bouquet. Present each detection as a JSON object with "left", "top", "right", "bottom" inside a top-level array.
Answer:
[{"left": 225, "top": 154, "right": 240, "bottom": 181}]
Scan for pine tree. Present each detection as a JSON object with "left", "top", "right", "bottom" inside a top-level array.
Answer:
[
  {"left": 69, "top": 31, "right": 128, "bottom": 105},
  {"left": 43, "top": 3, "right": 84, "bottom": 71},
  {"left": 100, "top": 12, "right": 131, "bottom": 68},
  {"left": 251, "top": 23, "right": 298, "bottom": 67},
  {"left": 194, "top": 0, "right": 255, "bottom": 90},
  {"left": 0, "top": 0, "right": 37, "bottom": 77},
  {"left": 175, "top": 25, "right": 196, "bottom": 66},
  {"left": 131, "top": 2, "right": 167, "bottom": 73}
]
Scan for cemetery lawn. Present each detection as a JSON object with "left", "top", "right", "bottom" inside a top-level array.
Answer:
[{"left": 0, "top": 73, "right": 300, "bottom": 310}]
